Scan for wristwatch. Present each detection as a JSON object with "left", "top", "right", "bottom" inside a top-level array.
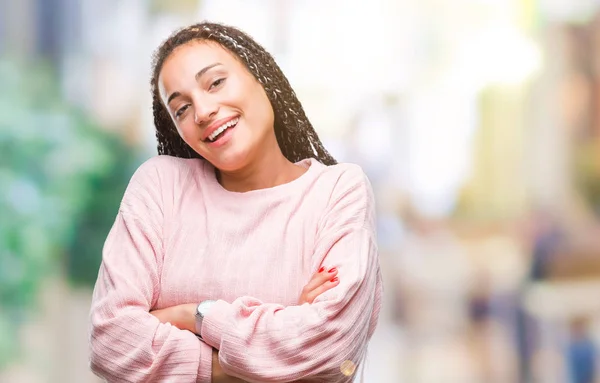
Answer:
[{"left": 195, "top": 300, "right": 216, "bottom": 337}]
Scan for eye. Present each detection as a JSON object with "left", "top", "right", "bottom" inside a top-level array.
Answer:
[
  {"left": 209, "top": 78, "right": 226, "bottom": 90},
  {"left": 175, "top": 104, "right": 190, "bottom": 118}
]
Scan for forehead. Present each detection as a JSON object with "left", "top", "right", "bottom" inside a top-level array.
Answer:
[{"left": 158, "top": 40, "right": 243, "bottom": 94}]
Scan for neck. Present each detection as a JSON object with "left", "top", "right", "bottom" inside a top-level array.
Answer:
[{"left": 217, "top": 148, "right": 306, "bottom": 193}]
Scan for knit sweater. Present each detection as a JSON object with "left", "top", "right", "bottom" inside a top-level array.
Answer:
[{"left": 89, "top": 155, "right": 382, "bottom": 383}]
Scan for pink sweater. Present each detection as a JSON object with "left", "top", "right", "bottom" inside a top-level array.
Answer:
[{"left": 89, "top": 155, "right": 382, "bottom": 383}]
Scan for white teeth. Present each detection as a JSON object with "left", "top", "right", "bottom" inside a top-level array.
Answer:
[{"left": 208, "top": 118, "right": 239, "bottom": 142}]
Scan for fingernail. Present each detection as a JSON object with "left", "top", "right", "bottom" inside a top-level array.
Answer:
[
  {"left": 319, "top": 267, "right": 325, "bottom": 273},
  {"left": 330, "top": 277, "right": 339, "bottom": 283},
  {"left": 328, "top": 267, "right": 337, "bottom": 273}
]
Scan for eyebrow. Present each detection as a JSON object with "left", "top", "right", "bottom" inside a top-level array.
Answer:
[{"left": 166, "top": 63, "right": 223, "bottom": 105}]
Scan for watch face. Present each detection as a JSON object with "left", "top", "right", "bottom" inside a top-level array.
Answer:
[
  {"left": 197, "top": 300, "right": 215, "bottom": 317},
  {"left": 195, "top": 300, "right": 215, "bottom": 337}
]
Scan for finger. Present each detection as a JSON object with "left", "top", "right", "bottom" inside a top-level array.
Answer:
[
  {"left": 305, "top": 277, "right": 340, "bottom": 304},
  {"left": 302, "top": 267, "right": 329, "bottom": 292},
  {"left": 303, "top": 267, "right": 338, "bottom": 293}
]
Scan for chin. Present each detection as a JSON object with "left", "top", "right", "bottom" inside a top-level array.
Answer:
[{"left": 206, "top": 150, "right": 251, "bottom": 172}]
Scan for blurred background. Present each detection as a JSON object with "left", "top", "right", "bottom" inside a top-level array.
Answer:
[{"left": 1, "top": 0, "right": 600, "bottom": 382}]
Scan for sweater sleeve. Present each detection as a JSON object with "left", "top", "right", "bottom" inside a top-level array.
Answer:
[
  {"left": 200, "top": 165, "right": 383, "bottom": 383},
  {"left": 88, "top": 158, "right": 213, "bottom": 383}
]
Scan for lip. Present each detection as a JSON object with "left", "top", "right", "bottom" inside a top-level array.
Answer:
[
  {"left": 205, "top": 123, "right": 236, "bottom": 148},
  {"left": 202, "top": 115, "right": 240, "bottom": 142}
]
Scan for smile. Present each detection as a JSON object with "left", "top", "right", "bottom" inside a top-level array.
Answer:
[{"left": 207, "top": 117, "right": 239, "bottom": 142}]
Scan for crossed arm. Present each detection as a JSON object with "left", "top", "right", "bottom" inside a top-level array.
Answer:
[
  {"left": 149, "top": 268, "right": 340, "bottom": 382},
  {"left": 89, "top": 213, "right": 351, "bottom": 383}
]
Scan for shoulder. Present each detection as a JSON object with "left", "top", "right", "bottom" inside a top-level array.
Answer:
[
  {"left": 122, "top": 156, "right": 204, "bottom": 209},
  {"left": 318, "top": 162, "right": 373, "bottom": 201},
  {"left": 316, "top": 161, "right": 375, "bottom": 221},
  {"left": 133, "top": 155, "right": 202, "bottom": 178},
  {"left": 130, "top": 155, "right": 204, "bottom": 187},
  {"left": 313, "top": 161, "right": 376, "bottom": 232},
  {"left": 326, "top": 162, "right": 369, "bottom": 182}
]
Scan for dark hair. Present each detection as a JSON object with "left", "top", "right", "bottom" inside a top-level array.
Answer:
[{"left": 150, "top": 21, "right": 337, "bottom": 165}]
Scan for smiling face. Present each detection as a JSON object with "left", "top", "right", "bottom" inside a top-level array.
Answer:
[{"left": 158, "top": 40, "right": 277, "bottom": 171}]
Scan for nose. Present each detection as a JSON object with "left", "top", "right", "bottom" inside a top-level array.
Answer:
[{"left": 193, "top": 96, "right": 219, "bottom": 125}]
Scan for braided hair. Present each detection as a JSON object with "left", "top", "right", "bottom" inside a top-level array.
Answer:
[{"left": 150, "top": 21, "right": 337, "bottom": 165}]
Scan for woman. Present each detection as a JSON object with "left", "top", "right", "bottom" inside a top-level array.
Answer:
[{"left": 89, "top": 22, "right": 382, "bottom": 382}]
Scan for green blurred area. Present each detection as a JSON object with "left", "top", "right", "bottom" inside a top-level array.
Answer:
[{"left": 0, "top": 58, "right": 141, "bottom": 368}]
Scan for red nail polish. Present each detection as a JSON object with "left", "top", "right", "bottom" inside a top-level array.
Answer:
[
  {"left": 328, "top": 267, "right": 337, "bottom": 273},
  {"left": 318, "top": 267, "right": 325, "bottom": 273},
  {"left": 330, "top": 277, "right": 339, "bottom": 283}
]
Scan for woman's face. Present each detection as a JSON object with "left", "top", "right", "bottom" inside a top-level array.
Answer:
[{"left": 158, "top": 40, "right": 276, "bottom": 171}]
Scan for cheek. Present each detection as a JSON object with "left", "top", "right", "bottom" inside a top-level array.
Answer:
[
  {"left": 229, "top": 77, "right": 271, "bottom": 116},
  {"left": 176, "top": 119, "right": 200, "bottom": 141},
  {"left": 244, "top": 87, "right": 274, "bottom": 125},
  {"left": 258, "top": 94, "right": 275, "bottom": 126}
]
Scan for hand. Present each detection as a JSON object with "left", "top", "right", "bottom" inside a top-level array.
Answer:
[
  {"left": 150, "top": 303, "right": 197, "bottom": 333},
  {"left": 298, "top": 266, "right": 339, "bottom": 305}
]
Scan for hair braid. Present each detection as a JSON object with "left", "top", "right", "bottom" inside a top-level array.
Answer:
[{"left": 150, "top": 21, "right": 337, "bottom": 165}]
